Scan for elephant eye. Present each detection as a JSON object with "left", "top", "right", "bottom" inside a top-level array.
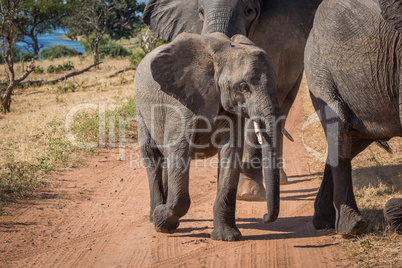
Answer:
[
  {"left": 245, "top": 7, "right": 255, "bottom": 17},
  {"left": 240, "top": 82, "right": 250, "bottom": 93},
  {"left": 199, "top": 6, "right": 204, "bottom": 17}
]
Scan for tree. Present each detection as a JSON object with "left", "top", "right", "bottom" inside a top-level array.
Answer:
[
  {"left": 107, "top": 0, "right": 145, "bottom": 40},
  {"left": 66, "top": 0, "right": 145, "bottom": 65},
  {"left": 0, "top": 0, "right": 35, "bottom": 113},
  {"left": 67, "top": 0, "right": 113, "bottom": 66},
  {"left": 15, "top": 0, "right": 69, "bottom": 58}
]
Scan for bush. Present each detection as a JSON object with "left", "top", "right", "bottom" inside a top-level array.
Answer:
[
  {"left": 129, "top": 50, "right": 145, "bottom": 67},
  {"left": 56, "top": 64, "right": 65, "bottom": 73},
  {"left": 40, "top": 45, "right": 80, "bottom": 60},
  {"left": 14, "top": 52, "right": 35, "bottom": 63},
  {"left": 47, "top": 65, "right": 56, "bottom": 74},
  {"left": 155, "top": 39, "right": 169, "bottom": 48},
  {"left": 34, "top": 66, "right": 44, "bottom": 74},
  {"left": 80, "top": 34, "right": 129, "bottom": 59},
  {"left": 63, "top": 61, "right": 74, "bottom": 71},
  {"left": 99, "top": 42, "right": 130, "bottom": 58},
  {"left": 47, "top": 61, "right": 74, "bottom": 74}
]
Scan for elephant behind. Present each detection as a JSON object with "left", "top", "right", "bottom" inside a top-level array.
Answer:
[{"left": 304, "top": 0, "right": 402, "bottom": 235}]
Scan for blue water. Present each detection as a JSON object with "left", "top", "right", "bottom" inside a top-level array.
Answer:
[
  {"left": 16, "top": 0, "right": 149, "bottom": 55},
  {"left": 16, "top": 28, "right": 85, "bottom": 54}
]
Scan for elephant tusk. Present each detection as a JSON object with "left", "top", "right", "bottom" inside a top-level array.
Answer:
[
  {"left": 253, "top": 121, "right": 263, "bottom": 145},
  {"left": 281, "top": 126, "right": 294, "bottom": 142}
]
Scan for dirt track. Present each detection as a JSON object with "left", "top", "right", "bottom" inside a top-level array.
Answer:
[{"left": 0, "top": 89, "right": 352, "bottom": 267}]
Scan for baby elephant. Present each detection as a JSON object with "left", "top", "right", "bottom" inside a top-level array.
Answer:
[{"left": 135, "top": 32, "right": 284, "bottom": 241}]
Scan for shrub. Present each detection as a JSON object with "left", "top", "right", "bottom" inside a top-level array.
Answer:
[
  {"left": 47, "top": 61, "right": 74, "bottom": 74},
  {"left": 0, "top": 161, "right": 47, "bottom": 197},
  {"left": 155, "top": 39, "right": 169, "bottom": 48},
  {"left": 56, "top": 64, "right": 64, "bottom": 73},
  {"left": 80, "top": 35, "right": 129, "bottom": 59},
  {"left": 63, "top": 61, "right": 74, "bottom": 71},
  {"left": 99, "top": 42, "right": 130, "bottom": 58},
  {"left": 47, "top": 65, "right": 56, "bottom": 73},
  {"left": 129, "top": 50, "right": 145, "bottom": 67},
  {"left": 40, "top": 45, "right": 80, "bottom": 60},
  {"left": 14, "top": 52, "right": 35, "bottom": 63},
  {"left": 34, "top": 66, "right": 44, "bottom": 74}
]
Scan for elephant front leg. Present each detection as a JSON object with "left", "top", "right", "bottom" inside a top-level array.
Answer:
[
  {"left": 211, "top": 131, "right": 243, "bottom": 241},
  {"left": 152, "top": 152, "right": 191, "bottom": 234}
]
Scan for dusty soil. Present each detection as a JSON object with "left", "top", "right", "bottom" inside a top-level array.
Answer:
[{"left": 0, "top": 91, "right": 352, "bottom": 267}]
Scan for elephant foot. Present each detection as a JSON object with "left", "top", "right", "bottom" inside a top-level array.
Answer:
[
  {"left": 152, "top": 205, "right": 180, "bottom": 234},
  {"left": 211, "top": 225, "right": 242, "bottom": 241},
  {"left": 336, "top": 204, "right": 368, "bottom": 235},
  {"left": 280, "top": 169, "right": 288, "bottom": 185},
  {"left": 236, "top": 175, "right": 265, "bottom": 201},
  {"left": 313, "top": 208, "right": 336, "bottom": 229}
]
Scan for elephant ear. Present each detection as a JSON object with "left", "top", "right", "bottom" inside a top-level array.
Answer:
[
  {"left": 379, "top": 0, "right": 402, "bottom": 33},
  {"left": 150, "top": 33, "right": 220, "bottom": 121},
  {"left": 143, "top": 0, "right": 203, "bottom": 41}
]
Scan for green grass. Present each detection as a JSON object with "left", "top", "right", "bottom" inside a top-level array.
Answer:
[{"left": 71, "top": 99, "right": 137, "bottom": 146}]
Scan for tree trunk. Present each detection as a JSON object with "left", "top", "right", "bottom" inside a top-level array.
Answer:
[
  {"left": 32, "top": 36, "right": 40, "bottom": 58},
  {"left": 27, "top": 28, "right": 40, "bottom": 58},
  {"left": 1, "top": 60, "right": 35, "bottom": 113},
  {"left": 2, "top": 82, "right": 14, "bottom": 113},
  {"left": 93, "top": 40, "right": 100, "bottom": 68}
]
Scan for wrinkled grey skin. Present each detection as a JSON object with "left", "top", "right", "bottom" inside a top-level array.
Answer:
[
  {"left": 384, "top": 198, "right": 402, "bottom": 233},
  {"left": 305, "top": 0, "right": 402, "bottom": 235},
  {"left": 143, "top": 0, "right": 323, "bottom": 201},
  {"left": 135, "top": 33, "right": 282, "bottom": 241}
]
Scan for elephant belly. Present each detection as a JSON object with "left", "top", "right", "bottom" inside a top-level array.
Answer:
[{"left": 190, "top": 113, "right": 238, "bottom": 159}]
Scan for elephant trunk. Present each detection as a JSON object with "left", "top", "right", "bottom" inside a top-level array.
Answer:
[
  {"left": 251, "top": 102, "right": 282, "bottom": 224},
  {"left": 262, "top": 122, "right": 282, "bottom": 223},
  {"left": 202, "top": 6, "right": 246, "bottom": 37}
]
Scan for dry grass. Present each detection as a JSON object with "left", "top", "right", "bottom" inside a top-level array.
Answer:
[
  {"left": 0, "top": 55, "right": 136, "bottom": 207},
  {"left": 299, "top": 77, "right": 402, "bottom": 267}
]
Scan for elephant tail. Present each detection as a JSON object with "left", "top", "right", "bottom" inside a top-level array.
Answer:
[{"left": 375, "top": 141, "right": 393, "bottom": 154}]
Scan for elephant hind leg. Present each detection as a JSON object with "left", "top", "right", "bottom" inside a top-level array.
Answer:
[
  {"left": 153, "top": 150, "right": 191, "bottom": 234},
  {"left": 328, "top": 129, "right": 371, "bottom": 234},
  {"left": 137, "top": 113, "right": 165, "bottom": 223},
  {"left": 313, "top": 137, "right": 373, "bottom": 230},
  {"left": 313, "top": 163, "right": 336, "bottom": 229}
]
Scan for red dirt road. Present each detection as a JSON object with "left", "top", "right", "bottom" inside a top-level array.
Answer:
[{"left": 0, "top": 90, "right": 352, "bottom": 267}]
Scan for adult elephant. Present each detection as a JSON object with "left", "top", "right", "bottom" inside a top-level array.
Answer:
[
  {"left": 304, "top": 0, "right": 402, "bottom": 235},
  {"left": 143, "top": 0, "right": 323, "bottom": 201}
]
